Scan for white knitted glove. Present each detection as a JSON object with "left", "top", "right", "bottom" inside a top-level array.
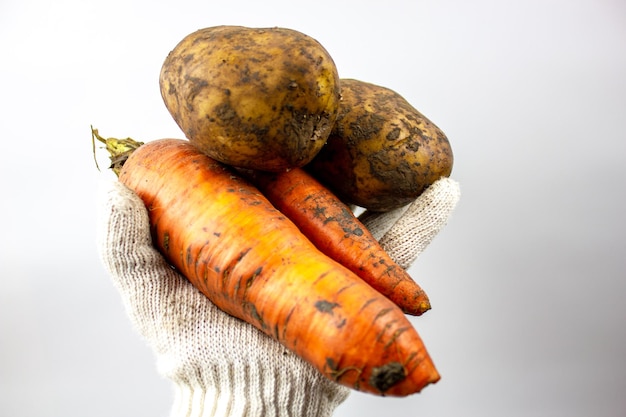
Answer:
[{"left": 96, "top": 177, "right": 459, "bottom": 417}]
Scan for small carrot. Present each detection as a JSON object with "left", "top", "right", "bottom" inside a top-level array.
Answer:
[
  {"left": 101, "top": 135, "right": 440, "bottom": 396},
  {"left": 242, "top": 168, "right": 431, "bottom": 316}
]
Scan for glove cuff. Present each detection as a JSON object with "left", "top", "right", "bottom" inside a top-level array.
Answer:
[{"left": 169, "top": 362, "right": 348, "bottom": 417}]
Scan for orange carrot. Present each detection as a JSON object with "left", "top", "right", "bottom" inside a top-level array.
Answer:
[
  {"left": 243, "top": 168, "right": 431, "bottom": 316},
  {"left": 109, "top": 138, "right": 439, "bottom": 396}
]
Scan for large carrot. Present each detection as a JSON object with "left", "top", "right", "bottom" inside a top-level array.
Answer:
[
  {"left": 104, "top": 136, "right": 440, "bottom": 396},
  {"left": 242, "top": 168, "right": 431, "bottom": 316}
]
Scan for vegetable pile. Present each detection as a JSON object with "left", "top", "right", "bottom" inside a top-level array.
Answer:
[{"left": 94, "top": 25, "right": 453, "bottom": 397}]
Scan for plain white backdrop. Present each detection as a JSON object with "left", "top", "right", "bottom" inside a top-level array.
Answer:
[{"left": 1, "top": 0, "right": 625, "bottom": 416}]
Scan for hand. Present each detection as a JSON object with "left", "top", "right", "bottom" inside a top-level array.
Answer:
[{"left": 96, "top": 177, "right": 459, "bottom": 417}]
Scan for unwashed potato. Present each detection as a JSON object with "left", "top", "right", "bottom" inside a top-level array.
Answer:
[
  {"left": 307, "top": 79, "right": 453, "bottom": 211},
  {"left": 159, "top": 26, "right": 341, "bottom": 171}
]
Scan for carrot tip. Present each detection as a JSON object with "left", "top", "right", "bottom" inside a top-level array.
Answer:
[{"left": 403, "top": 299, "right": 431, "bottom": 316}]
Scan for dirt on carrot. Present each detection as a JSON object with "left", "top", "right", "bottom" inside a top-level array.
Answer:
[
  {"left": 102, "top": 136, "right": 440, "bottom": 396},
  {"left": 242, "top": 168, "right": 431, "bottom": 316}
]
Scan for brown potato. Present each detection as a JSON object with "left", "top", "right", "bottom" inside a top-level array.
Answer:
[
  {"left": 307, "top": 79, "right": 453, "bottom": 211},
  {"left": 159, "top": 26, "right": 341, "bottom": 171}
]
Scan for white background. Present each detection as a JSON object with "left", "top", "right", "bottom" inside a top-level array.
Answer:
[{"left": 1, "top": 0, "right": 625, "bottom": 416}]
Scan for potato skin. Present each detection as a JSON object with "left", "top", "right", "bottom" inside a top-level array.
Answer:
[
  {"left": 159, "top": 26, "right": 341, "bottom": 171},
  {"left": 307, "top": 79, "right": 453, "bottom": 211}
]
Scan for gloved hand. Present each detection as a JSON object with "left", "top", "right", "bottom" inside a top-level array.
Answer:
[{"left": 96, "top": 177, "right": 460, "bottom": 417}]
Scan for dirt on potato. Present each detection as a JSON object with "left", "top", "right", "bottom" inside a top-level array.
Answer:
[
  {"left": 159, "top": 25, "right": 341, "bottom": 172},
  {"left": 307, "top": 79, "right": 453, "bottom": 211}
]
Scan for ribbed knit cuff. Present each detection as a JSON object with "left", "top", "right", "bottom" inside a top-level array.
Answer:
[{"left": 169, "top": 362, "right": 349, "bottom": 417}]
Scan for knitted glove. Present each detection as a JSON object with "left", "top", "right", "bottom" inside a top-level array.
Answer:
[{"left": 96, "top": 177, "right": 459, "bottom": 417}]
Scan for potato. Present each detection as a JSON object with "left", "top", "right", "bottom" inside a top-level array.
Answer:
[
  {"left": 307, "top": 79, "right": 453, "bottom": 211},
  {"left": 159, "top": 26, "right": 341, "bottom": 171}
]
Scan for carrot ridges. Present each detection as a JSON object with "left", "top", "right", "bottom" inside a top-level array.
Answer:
[
  {"left": 243, "top": 168, "right": 431, "bottom": 315},
  {"left": 114, "top": 138, "right": 440, "bottom": 396}
]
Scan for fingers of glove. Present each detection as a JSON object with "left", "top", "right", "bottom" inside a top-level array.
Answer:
[
  {"left": 360, "top": 177, "right": 461, "bottom": 269},
  {"left": 96, "top": 180, "right": 172, "bottom": 291},
  {"left": 96, "top": 180, "right": 201, "bottom": 343},
  {"left": 358, "top": 204, "right": 409, "bottom": 242}
]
